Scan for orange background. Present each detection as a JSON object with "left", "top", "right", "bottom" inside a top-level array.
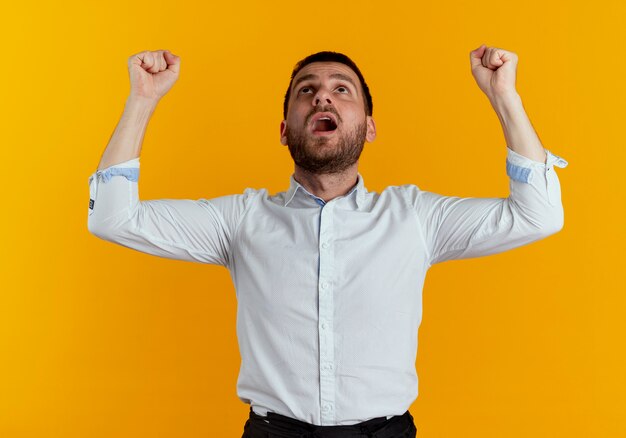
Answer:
[{"left": 2, "top": 0, "right": 624, "bottom": 436}]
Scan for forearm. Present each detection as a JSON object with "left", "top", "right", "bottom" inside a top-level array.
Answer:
[
  {"left": 490, "top": 92, "right": 547, "bottom": 164},
  {"left": 97, "top": 96, "right": 158, "bottom": 170}
]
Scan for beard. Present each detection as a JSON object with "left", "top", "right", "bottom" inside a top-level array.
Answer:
[{"left": 285, "top": 118, "right": 368, "bottom": 174}]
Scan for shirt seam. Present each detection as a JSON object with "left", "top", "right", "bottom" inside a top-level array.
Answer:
[
  {"left": 400, "top": 186, "right": 433, "bottom": 268},
  {"left": 200, "top": 200, "right": 234, "bottom": 268},
  {"left": 230, "top": 189, "right": 258, "bottom": 272}
]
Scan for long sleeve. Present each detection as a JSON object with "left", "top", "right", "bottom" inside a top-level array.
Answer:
[
  {"left": 403, "top": 146, "right": 569, "bottom": 266},
  {"left": 87, "top": 158, "right": 251, "bottom": 267}
]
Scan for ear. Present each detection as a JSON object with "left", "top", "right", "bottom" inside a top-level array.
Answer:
[
  {"left": 366, "top": 116, "right": 376, "bottom": 142},
  {"left": 280, "top": 120, "right": 288, "bottom": 145}
]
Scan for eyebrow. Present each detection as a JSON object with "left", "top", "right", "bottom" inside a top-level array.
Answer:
[{"left": 292, "top": 73, "right": 359, "bottom": 95}]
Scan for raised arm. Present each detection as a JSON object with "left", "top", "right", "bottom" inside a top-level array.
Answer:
[
  {"left": 403, "top": 45, "right": 569, "bottom": 266},
  {"left": 97, "top": 50, "right": 179, "bottom": 169},
  {"left": 87, "top": 50, "right": 251, "bottom": 267}
]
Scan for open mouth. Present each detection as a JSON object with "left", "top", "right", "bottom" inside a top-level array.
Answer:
[{"left": 310, "top": 112, "right": 338, "bottom": 134}]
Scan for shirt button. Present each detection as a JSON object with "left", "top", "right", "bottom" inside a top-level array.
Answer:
[
  {"left": 321, "top": 242, "right": 329, "bottom": 249},
  {"left": 321, "top": 282, "right": 328, "bottom": 289},
  {"left": 321, "top": 322, "right": 327, "bottom": 330},
  {"left": 322, "top": 404, "right": 333, "bottom": 412}
]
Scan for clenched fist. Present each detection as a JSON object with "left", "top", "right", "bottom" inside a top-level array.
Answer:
[
  {"left": 128, "top": 50, "right": 180, "bottom": 102},
  {"left": 469, "top": 44, "right": 518, "bottom": 102}
]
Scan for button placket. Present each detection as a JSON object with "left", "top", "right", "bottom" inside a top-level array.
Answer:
[{"left": 317, "top": 202, "right": 336, "bottom": 424}]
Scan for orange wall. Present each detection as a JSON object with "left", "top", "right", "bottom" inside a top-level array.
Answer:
[{"left": 1, "top": 0, "right": 624, "bottom": 436}]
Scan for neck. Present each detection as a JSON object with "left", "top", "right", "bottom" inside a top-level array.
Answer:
[{"left": 293, "top": 163, "right": 359, "bottom": 203}]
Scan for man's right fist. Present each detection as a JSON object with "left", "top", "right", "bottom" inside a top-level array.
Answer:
[{"left": 127, "top": 50, "right": 180, "bottom": 101}]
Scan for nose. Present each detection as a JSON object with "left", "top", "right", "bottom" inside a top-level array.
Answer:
[{"left": 313, "top": 88, "right": 333, "bottom": 107}]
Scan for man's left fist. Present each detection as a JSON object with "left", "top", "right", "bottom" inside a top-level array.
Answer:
[{"left": 470, "top": 44, "right": 518, "bottom": 102}]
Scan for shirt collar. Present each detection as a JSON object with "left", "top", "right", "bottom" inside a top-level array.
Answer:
[{"left": 284, "top": 172, "right": 367, "bottom": 209}]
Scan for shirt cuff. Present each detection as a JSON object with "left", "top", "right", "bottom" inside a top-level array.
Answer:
[
  {"left": 506, "top": 146, "right": 568, "bottom": 184},
  {"left": 88, "top": 157, "right": 140, "bottom": 216},
  {"left": 95, "top": 157, "right": 140, "bottom": 183}
]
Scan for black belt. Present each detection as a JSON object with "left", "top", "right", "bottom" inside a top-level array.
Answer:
[{"left": 244, "top": 406, "right": 416, "bottom": 438}]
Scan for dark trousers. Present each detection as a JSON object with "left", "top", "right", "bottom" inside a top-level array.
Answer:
[{"left": 241, "top": 406, "right": 417, "bottom": 438}]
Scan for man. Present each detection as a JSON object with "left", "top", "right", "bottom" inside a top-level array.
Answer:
[{"left": 87, "top": 46, "right": 568, "bottom": 437}]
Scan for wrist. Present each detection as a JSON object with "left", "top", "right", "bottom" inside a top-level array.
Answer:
[
  {"left": 126, "top": 95, "right": 159, "bottom": 111},
  {"left": 490, "top": 91, "right": 522, "bottom": 112}
]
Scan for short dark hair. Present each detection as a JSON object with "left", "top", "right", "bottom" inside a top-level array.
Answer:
[{"left": 283, "top": 51, "right": 373, "bottom": 120}]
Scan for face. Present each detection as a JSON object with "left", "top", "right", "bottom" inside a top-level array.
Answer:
[{"left": 280, "top": 62, "right": 376, "bottom": 174}]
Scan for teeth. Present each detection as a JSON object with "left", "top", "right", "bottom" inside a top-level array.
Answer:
[{"left": 319, "top": 117, "right": 331, "bottom": 120}]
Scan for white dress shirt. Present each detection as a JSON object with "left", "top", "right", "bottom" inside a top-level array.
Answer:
[{"left": 87, "top": 146, "right": 568, "bottom": 426}]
